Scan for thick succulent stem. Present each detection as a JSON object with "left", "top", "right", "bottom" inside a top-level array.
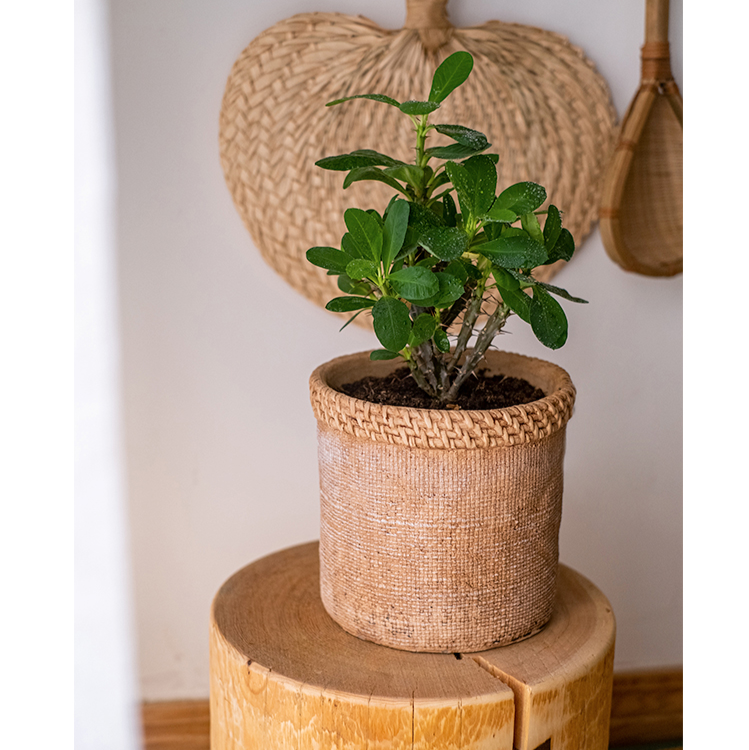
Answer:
[
  {"left": 406, "top": 355, "right": 437, "bottom": 397},
  {"left": 446, "top": 278, "right": 485, "bottom": 375},
  {"left": 409, "top": 305, "right": 441, "bottom": 394},
  {"left": 413, "top": 341, "right": 440, "bottom": 393},
  {"left": 441, "top": 302, "right": 511, "bottom": 403}
]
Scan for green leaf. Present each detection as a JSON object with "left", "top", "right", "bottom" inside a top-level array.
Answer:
[
  {"left": 482, "top": 222, "right": 502, "bottom": 242},
  {"left": 398, "top": 100, "right": 440, "bottom": 116},
  {"left": 428, "top": 51, "right": 474, "bottom": 103},
  {"left": 443, "top": 193, "right": 457, "bottom": 227},
  {"left": 417, "top": 272, "right": 465, "bottom": 309},
  {"left": 444, "top": 161, "right": 469, "bottom": 211},
  {"left": 445, "top": 156, "right": 496, "bottom": 218},
  {"left": 434, "top": 124, "right": 489, "bottom": 150},
  {"left": 500, "top": 226, "right": 528, "bottom": 238},
  {"left": 306, "top": 246, "right": 352, "bottom": 274},
  {"left": 337, "top": 273, "right": 370, "bottom": 295},
  {"left": 463, "top": 155, "right": 497, "bottom": 216},
  {"left": 416, "top": 257, "right": 439, "bottom": 268},
  {"left": 483, "top": 205, "right": 518, "bottom": 223},
  {"left": 409, "top": 313, "right": 438, "bottom": 346},
  {"left": 477, "top": 234, "right": 548, "bottom": 269},
  {"left": 372, "top": 297, "right": 412, "bottom": 352},
  {"left": 370, "top": 349, "right": 401, "bottom": 360},
  {"left": 326, "top": 296, "right": 376, "bottom": 312},
  {"left": 418, "top": 225, "right": 470, "bottom": 262},
  {"left": 504, "top": 269, "right": 537, "bottom": 289},
  {"left": 543, "top": 205, "right": 562, "bottom": 251},
  {"left": 494, "top": 182, "right": 547, "bottom": 214},
  {"left": 389, "top": 266, "right": 440, "bottom": 302},
  {"left": 521, "top": 212, "right": 545, "bottom": 244},
  {"left": 346, "top": 259, "right": 380, "bottom": 281},
  {"left": 480, "top": 153, "right": 500, "bottom": 164},
  {"left": 316, "top": 149, "right": 404, "bottom": 171},
  {"left": 366, "top": 209, "right": 384, "bottom": 227},
  {"left": 546, "top": 228, "right": 575, "bottom": 263},
  {"left": 426, "top": 143, "right": 487, "bottom": 160},
  {"left": 444, "top": 259, "right": 468, "bottom": 284},
  {"left": 402, "top": 202, "right": 444, "bottom": 253},
  {"left": 342, "top": 166, "right": 410, "bottom": 196},
  {"left": 429, "top": 170, "right": 452, "bottom": 190},
  {"left": 532, "top": 279, "right": 588, "bottom": 304},
  {"left": 498, "top": 285, "right": 532, "bottom": 323},
  {"left": 492, "top": 267, "right": 520, "bottom": 291},
  {"left": 462, "top": 258, "right": 483, "bottom": 280},
  {"left": 326, "top": 93, "right": 400, "bottom": 108},
  {"left": 433, "top": 327, "right": 451, "bottom": 353},
  {"left": 384, "top": 164, "right": 428, "bottom": 188},
  {"left": 409, "top": 200, "right": 445, "bottom": 228},
  {"left": 382, "top": 200, "right": 410, "bottom": 271},
  {"left": 344, "top": 208, "right": 383, "bottom": 261},
  {"left": 530, "top": 287, "right": 568, "bottom": 349},
  {"left": 339, "top": 309, "right": 365, "bottom": 331}
]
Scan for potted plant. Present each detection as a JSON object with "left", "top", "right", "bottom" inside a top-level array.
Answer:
[{"left": 306, "top": 51, "right": 586, "bottom": 652}]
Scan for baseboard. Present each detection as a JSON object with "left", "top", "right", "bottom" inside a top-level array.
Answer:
[
  {"left": 608, "top": 668, "right": 683, "bottom": 746},
  {"left": 142, "top": 699, "right": 209, "bottom": 750},
  {"left": 142, "top": 668, "right": 682, "bottom": 749}
]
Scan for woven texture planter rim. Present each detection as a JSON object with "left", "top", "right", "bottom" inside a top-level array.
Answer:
[{"left": 310, "top": 349, "right": 576, "bottom": 450}]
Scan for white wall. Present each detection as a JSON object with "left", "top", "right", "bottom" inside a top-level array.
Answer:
[
  {"left": 110, "top": 0, "right": 682, "bottom": 700},
  {"left": 75, "top": 0, "right": 143, "bottom": 746}
]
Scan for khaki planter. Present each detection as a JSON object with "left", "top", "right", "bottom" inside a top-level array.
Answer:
[{"left": 309, "top": 349, "right": 576, "bottom": 652}]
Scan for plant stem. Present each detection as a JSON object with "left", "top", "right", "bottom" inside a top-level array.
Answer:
[
  {"left": 406, "top": 355, "right": 436, "bottom": 398},
  {"left": 415, "top": 115, "right": 430, "bottom": 168},
  {"left": 446, "top": 277, "right": 485, "bottom": 374},
  {"left": 442, "top": 302, "right": 511, "bottom": 403},
  {"left": 409, "top": 305, "right": 440, "bottom": 394}
]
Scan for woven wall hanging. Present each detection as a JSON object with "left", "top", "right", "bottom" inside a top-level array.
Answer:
[
  {"left": 219, "top": 0, "right": 617, "bottom": 321},
  {"left": 599, "top": 0, "right": 682, "bottom": 277}
]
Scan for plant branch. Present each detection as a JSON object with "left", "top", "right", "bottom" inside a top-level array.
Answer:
[
  {"left": 446, "top": 278, "right": 485, "bottom": 374},
  {"left": 442, "top": 302, "right": 511, "bottom": 403},
  {"left": 409, "top": 305, "right": 441, "bottom": 393},
  {"left": 406, "top": 354, "right": 436, "bottom": 397}
]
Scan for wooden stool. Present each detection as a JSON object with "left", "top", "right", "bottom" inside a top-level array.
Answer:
[{"left": 210, "top": 542, "right": 615, "bottom": 750}]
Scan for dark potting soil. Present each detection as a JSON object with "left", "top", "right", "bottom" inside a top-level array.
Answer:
[{"left": 340, "top": 367, "right": 546, "bottom": 411}]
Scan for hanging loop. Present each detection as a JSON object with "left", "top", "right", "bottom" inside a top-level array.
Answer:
[{"left": 404, "top": 0, "right": 453, "bottom": 53}]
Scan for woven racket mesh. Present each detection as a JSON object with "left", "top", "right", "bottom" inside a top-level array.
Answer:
[
  {"left": 219, "top": 9, "right": 616, "bottom": 325},
  {"left": 618, "top": 92, "right": 682, "bottom": 271},
  {"left": 600, "top": 38, "right": 682, "bottom": 277},
  {"left": 310, "top": 350, "right": 575, "bottom": 651}
]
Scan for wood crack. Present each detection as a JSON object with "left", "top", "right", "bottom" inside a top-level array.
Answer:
[{"left": 469, "top": 653, "right": 528, "bottom": 750}]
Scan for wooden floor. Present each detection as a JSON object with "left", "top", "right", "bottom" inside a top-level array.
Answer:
[{"left": 142, "top": 668, "right": 682, "bottom": 750}]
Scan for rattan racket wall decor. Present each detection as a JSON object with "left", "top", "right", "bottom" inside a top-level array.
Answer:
[
  {"left": 219, "top": 0, "right": 617, "bottom": 319},
  {"left": 599, "top": 0, "right": 683, "bottom": 277}
]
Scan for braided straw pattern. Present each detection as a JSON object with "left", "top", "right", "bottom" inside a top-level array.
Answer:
[
  {"left": 310, "top": 350, "right": 576, "bottom": 450},
  {"left": 310, "top": 349, "right": 576, "bottom": 651},
  {"left": 219, "top": 6, "right": 617, "bottom": 322}
]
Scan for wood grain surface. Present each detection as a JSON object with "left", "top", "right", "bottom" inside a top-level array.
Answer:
[
  {"left": 210, "top": 542, "right": 514, "bottom": 749},
  {"left": 207, "top": 542, "right": 616, "bottom": 749},
  {"left": 471, "top": 565, "right": 616, "bottom": 750},
  {"left": 142, "top": 681, "right": 683, "bottom": 750}
]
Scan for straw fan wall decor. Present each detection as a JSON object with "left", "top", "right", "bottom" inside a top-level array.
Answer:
[{"left": 219, "top": 0, "right": 617, "bottom": 321}]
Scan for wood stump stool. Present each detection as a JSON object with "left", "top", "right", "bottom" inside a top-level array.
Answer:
[{"left": 210, "top": 542, "right": 615, "bottom": 750}]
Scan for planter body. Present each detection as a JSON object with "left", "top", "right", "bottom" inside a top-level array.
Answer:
[{"left": 309, "top": 350, "right": 576, "bottom": 652}]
